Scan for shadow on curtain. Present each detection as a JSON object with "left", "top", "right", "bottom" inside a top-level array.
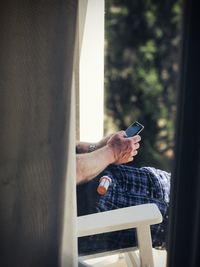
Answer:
[
  {"left": 0, "top": 1, "right": 77, "bottom": 266},
  {"left": 167, "top": 0, "right": 200, "bottom": 266}
]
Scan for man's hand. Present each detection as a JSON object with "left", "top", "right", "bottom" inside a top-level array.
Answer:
[
  {"left": 95, "top": 133, "right": 114, "bottom": 149},
  {"left": 106, "top": 131, "right": 141, "bottom": 164}
]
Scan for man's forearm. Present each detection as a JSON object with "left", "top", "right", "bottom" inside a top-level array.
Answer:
[{"left": 76, "top": 145, "right": 114, "bottom": 184}]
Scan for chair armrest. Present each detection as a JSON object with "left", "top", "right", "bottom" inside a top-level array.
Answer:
[{"left": 77, "top": 203, "right": 162, "bottom": 237}]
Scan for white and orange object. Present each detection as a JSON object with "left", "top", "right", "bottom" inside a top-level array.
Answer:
[{"left": 97, "top": 176, "right": 112, "bottom": 195}]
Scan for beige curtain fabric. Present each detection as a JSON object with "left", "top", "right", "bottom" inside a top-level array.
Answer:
[{"left": 0, "top": 1, "right": 78, "bottom": 266}]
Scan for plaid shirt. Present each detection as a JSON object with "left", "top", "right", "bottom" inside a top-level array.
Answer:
[{"left": 78, "top": 164, "right": 170, "bottom": 255}]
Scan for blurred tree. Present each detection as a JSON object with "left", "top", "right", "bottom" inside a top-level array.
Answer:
[{"left": 104, "top": 0, "right": 182, "bottom": 170}]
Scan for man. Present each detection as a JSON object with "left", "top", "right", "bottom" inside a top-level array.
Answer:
[{"left": 76, "top": 131, "right": 170, "bottom": 255}]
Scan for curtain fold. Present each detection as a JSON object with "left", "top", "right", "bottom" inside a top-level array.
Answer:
[
  {"left": 0, "top": 1, "right": 78, "bottom": 266},
  {"left": 167, "top": 0, "right": 200, "bottom": 266}
]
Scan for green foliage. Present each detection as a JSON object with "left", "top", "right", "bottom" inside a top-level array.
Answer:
[{"left": 104, "top": 0, "right": 182, "bottom": 171}]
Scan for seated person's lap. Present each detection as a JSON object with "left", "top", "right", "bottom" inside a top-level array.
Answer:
[{"left": 77, "top": 164, "right": 170, "bottom": 255}]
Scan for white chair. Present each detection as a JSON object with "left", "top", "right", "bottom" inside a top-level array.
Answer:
[{"left": 77, "top": 203, "right": 162, "bottom": 267}]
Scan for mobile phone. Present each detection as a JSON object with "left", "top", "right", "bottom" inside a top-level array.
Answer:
[{"left": 125, "top": 121, "right": 144, "bottom": 137}]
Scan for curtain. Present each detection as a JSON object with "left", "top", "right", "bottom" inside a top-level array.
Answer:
[
  {"left": 0, "top": 1, "right": 78, "bottom": 266},
  {"left": 167, "top": 0, "right": 200, "bottom": 266}
]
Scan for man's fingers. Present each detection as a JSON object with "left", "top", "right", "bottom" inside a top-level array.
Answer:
[
  {"left": 132, "top": 150, "right": 138, "bottom": 156},
  {"left": 130, "top": 151, "right": 138, "bottom": 159},
  {"left": 121, "top": 130, "right": 127, "bottom": 137},
  {"left": 130, "top": 142, "right": 140, "bottom": 152},
  {"left": 132, "top": 135, "right": 141, "bottom": 142},
  {"left": 128, "top": 149, "right": 138, "bottom": 162},
  {"left": 128, "top": 157, "right": 134, "bottom": 162},
  {"left": 134, "top": 143, "right": 140, "bottom": 149}
]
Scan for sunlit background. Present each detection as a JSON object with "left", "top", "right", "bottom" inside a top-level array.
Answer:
[
  {"left": 103, "top": 0, "right": 182, "bottom": 171},
  {"left": 78, "top": 0, "right": 182, "bottom": 171},
  {"left": 79, "top": 0, "right": 104, "bottom": 142}
]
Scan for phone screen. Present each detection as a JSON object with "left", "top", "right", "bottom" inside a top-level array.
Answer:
[{"left": 125, "top": 121, "right": 144, "bottom": 137}]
